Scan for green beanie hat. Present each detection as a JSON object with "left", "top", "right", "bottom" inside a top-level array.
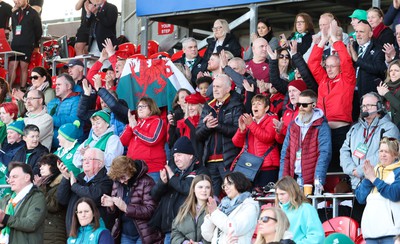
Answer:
[
  {"left": 58, "top": 120, "right": 81, "bottom": 142},
  {"left": 91, "top": 110, "right": 111, "bottom": 124},
  {"left": 7, "top": 118, "right": 25, "bottom": 135}
]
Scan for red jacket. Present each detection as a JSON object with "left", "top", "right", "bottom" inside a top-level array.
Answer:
[
  {"left": 276, "top": 103, "right": 298, "bottom": 144},
  {"left": 232, "top": 112, "right": 280, "bottom": 170},
  {"left": 120, "top": 115, "right": 167, "bottom": 173},
  {"left": 308, "top": 41, "right": 356, "bottom": 123}
]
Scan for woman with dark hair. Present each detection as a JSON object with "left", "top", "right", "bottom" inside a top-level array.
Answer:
[
  {"left": 0, "top": 77, "right": 12, "bottom": 104},
  {"left": 120, "top": 97, "right": 167, "bottom": 182},
  {"left": 288, "top": 13, "right": 314, "bottom": 56},
  {"left": 35, "top": 154, "right": 67, "bottom": 244},
  {"left": 201, "top": 172, "right": 259, "bottom": 243},
  {"left": 167, "top": 88, "right": 191, "bottom": 148},
  {"left": 13, "top": 66, "right": 55, "bottom": 105},
  {"left": 202, "top": 19, "right": 242, "bottom": 63},
  {"left": 254, "top": 207, "right": 295, "bottom": 244},
  {"left": 377, "top": 59, "right": 400, "bottom": 129},
  {"left": 68, "top": 197, "right": 113, "bottom": 244},
  {"left": 245, "top": 17, "right": 279, "bottom": 60},
  {"left": 171, "top": 174, "right": 213, "bottom": 244},
  {"left": 101, "top": 156, "right": 162, "bottom": 244},
  {"left": 275, "top": 176, "right": 324, "bottom": 244}
]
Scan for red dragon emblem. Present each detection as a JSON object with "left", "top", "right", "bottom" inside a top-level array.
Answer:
[{"left": 129, "top": 59, "right": 174, "bottom": 98}]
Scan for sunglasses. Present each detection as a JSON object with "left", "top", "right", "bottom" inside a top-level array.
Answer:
[
  {"left": 296, "top": 102, "right": 313, "bottom": 108},
  {"left": 259, "top": 216, "right": 278, "bottom": 223},
  {"left": 279, "top": 54, "right": 290, "bottom": 59},
  {"left": 29, "top": 75, "right": 40, "bottom": 80}
]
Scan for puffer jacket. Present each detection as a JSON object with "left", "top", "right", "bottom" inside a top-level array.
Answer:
[
  {"left": 40, "top": 174, "right": 67, "bottom": 244},
  {"left": 171, "top": 209, "right": 210, "bottom": 244},
  {"left": 196, "top": 92, "right": 243, "bottom": 168},
  {"left": 12, "top": 143, "right": 49, "bottom": 176},
  {"left": 108, "top": 160, "right": 163, "bottom": 244},
  {"left": 232, "top": 112, "right": 280, "bottom": 171},
  {"left": 340, "top": 114, "right": 400, "bottom": 189},
  {"left": 280, "top": 109, "right": 332, "bottom": 184},
  {"left": 47, "top": 92, "right": 83, "bottom": 147},
  {"left": 0, "top": 185, "right": 47, "bottom": 244}
]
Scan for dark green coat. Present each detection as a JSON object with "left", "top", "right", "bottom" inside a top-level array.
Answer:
[
  {"left": 0, "top": 185, "right": 47, "bottom": 244},
  {"left": 40, "top": 175, "right": 67, "bottom": 244},
  {"left": 171, "top": 209, "right": 210, "bottom": 244}
]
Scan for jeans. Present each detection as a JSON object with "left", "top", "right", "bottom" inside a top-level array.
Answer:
[
  {"left": 365, "top": 236, "right": 395, "bottom": 244},
  {"left": 164, "top": 232, "right": 171, "bottom": 244},
  {"left": 121, "top": 234, "right": 142, "bottom": 244},
  {"left": 148, "top": 172, "right": 161, "bottom": 184},
  {"left": 206, "top": 162, "right": 229, "bottom": 196}
]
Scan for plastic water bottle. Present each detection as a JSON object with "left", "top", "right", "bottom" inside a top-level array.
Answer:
[
  {"left": 297, "top": 175, "right": 304, "bottom": 192},
  {"left": 314, "top": 177, "right": 323, "bottom": 196}
]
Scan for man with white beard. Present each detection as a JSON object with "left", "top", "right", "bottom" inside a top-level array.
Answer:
[{"left": 279, "top": 89, "right": 332, "bottom": 187}]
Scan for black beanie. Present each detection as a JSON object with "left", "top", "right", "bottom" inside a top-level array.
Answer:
[{"left": 173, "top": 136, "right": 195, "bottom": 155}]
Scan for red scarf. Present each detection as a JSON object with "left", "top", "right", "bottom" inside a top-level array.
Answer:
[
  {"left": 372, "top": 22, "right": 388, "bottom": 39},
  {"left": 176, "top": 115, "right": 200, "bottom": 139}
]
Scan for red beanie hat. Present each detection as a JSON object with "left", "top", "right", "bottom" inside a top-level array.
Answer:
[
  {"left": 288, "top": 79, "right": 307, "bottom": 92},
  {"left": 185, "top": 92, "right": 206, "bottom": 104}
]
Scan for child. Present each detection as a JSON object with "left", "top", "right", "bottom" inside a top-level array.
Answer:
[{"left": 196, "top": 76, "right": 212, "bottom": 99}]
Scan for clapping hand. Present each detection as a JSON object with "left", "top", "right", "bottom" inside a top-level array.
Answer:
[
  {"left": 363, "top": 159, "right": 376, "bottom": 183},
  {"left": 377, "top": 81, "right": 389, "bottom": 96},
  {"left": 127, "top": 110, "right": 137, "bottom": 128}
]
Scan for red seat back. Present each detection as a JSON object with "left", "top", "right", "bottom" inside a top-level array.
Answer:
[
  {"left": 149, "top": 51, "right": 170, "bottom": 59},
  {"left": 171, "top": 50, "right": 183, "bottom": 62},
  {"left": 322, "top": 217, "right": 359, "bottom": 241},
  {"left": 118, "top": 43, "right": 136, "bottom": 56}
]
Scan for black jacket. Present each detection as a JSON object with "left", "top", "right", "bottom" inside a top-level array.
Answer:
[
  {"left": 202, "top": 33, "right": 242, "bottom": 65},
  {"left": 11, "top": 5, "right": 42, "bottom": 49},
  {"left": 175, "top": 54, "right": 205, "bottom": 88},
  {"left": 353, "top": 40, "right": 387, "bottom": 97},
  {"left": 98, "top": 88, "right": 129, "bottom": 124},
  {"left": 12, "top": 143, "right": 49, "bottom": 175},
  {"left": 86, "top": 1, "right": 118, "bottom": 51},
  {"left": 196, "top": 91, "right": 243, "bottom": 168},
  {"left": 57, "top": 167, "right": 113, "bottom": 234},
  {"left": 149, "top": 160, "right": 209, "bottom": 233},
  {"left": 289, "top": 32, "right": 313, "bottom": 56}
]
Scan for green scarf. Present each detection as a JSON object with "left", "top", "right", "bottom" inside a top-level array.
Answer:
[
  {"left": 292, "top": 32, "right": 306, "bottom": 41},
  {"left": 84, "top": 131, "right": 113, "bottom": 151},
  {"left": 387, "top": 79, "right": 400, "bottom": 90},
  {"left": 0, "top": 192, "right": 17, "bottom": 243}
]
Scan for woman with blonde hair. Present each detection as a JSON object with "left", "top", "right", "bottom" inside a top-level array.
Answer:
[
  {"left": 203, "top": 19, "right": 242, "bottom": 63},
  {"left": 355, "top": 137, "right": 400, "bottom": 244},
  {"left": 171, "top": 174, "right": 213, "bottom": 244},
  {"left": 275, "top": 176, "right": 324, "bottom": 244},
  {"left": 254, "top": 207, "right": 295, "bottom": 244}
]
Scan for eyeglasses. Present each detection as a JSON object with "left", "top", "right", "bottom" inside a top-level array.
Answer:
[
  {"left": 212, "top": 26, "right": 223, "bottom": 31},
  {"left": 29, "top": 75, "right": 40, "bottom": 80},
  {"left": 221, "top": 181, "right": 234, "bottom": 190},
  {"left": 137, "top": 105, "right": 148, "bottom": 109},
  {"left": 75, "top": 210, "right": 91, "bottom": 215},
  {"left": 296, "top": 20, "right": 305, "bottom": 24},
  {"left": 23, "top": 97, "right": 41, "bottom": 102},
  {"left": 296, "top": 102, "right": 313, "bottom": 108},
  {"left": 360, "top": 104, "right": 377, "bottom": 110},
  {"left": 259, "top": 216, "right": 278, "bottom": 223},
  {"left": 80, "top": 158, "right": 102, "bottom": 163},
  {"left": 279, "top": 54, "right": 290, "bottom": 59}
]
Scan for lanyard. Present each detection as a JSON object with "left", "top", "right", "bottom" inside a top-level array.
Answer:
[
  {"left": 17, "top": 4, "right": 29, "bottom": 24},
  {"left": 363, "top": 126, "right": 377, "bottom": 144}
]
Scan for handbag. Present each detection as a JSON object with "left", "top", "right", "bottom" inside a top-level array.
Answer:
[{"left": 233, "top": 131, "right": 276, "bottom": 181}]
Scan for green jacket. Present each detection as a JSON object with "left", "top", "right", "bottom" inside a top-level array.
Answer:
[
  {"left": 0, "top": 185, "right": 47, "bottom": 244},
  {"left": 171, "top": 209, "right": 210, "bottom": 244}
]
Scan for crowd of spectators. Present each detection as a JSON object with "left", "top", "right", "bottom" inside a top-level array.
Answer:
[{"left": 1, "top": 0, "right": 400, "bottom": 243}]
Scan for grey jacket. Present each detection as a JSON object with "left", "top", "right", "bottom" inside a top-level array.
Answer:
[{"left": 340, "top": 113, "right": 399, "bottom": 189}]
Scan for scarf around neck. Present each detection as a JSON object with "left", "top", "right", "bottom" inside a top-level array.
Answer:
[
  {"left": 372, "top": 22, "right": 388, "bottom": 39},
  {"left": 218, "top": 191, "right": 251, "bottom": 215}
]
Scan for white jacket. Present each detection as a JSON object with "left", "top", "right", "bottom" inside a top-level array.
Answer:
[{"left": 201, "top": 197, "right": 260, "bottom": 244}]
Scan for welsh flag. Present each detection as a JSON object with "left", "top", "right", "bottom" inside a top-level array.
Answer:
[{"left": 116, "top": 58, "right": 195, "bottom": 110}]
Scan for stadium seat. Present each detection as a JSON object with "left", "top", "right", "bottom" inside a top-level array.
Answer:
[
  {"left": 137, "top": 40, "right": 159, "bottom": 57},
  {"left": 118, "top": 43, "right": 136, "bottom": 56},
  {"left": 322, "top": 216, "right": 359, "bottom": 241},
  {"left": 171, "top": 50, "right": 183, "bottom": 61},
  {"left": 129, "top": 54, "right": 146, "bottom": 60},
  {"left": 198, "top": 47, "right": 206, "bottom": 58},
  {"left": 355, "top": 234, "right": 365, "bottom": 244},
  {"left": 149, "top": 52, "right": 170, "bottom": 59},
  {"left": 0, "top": 67, "right": 6, "bottom": 79}
]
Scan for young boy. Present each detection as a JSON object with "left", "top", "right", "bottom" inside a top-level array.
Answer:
[{"left": 196, "top": 76, "right": 212, "bottom": 99}]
